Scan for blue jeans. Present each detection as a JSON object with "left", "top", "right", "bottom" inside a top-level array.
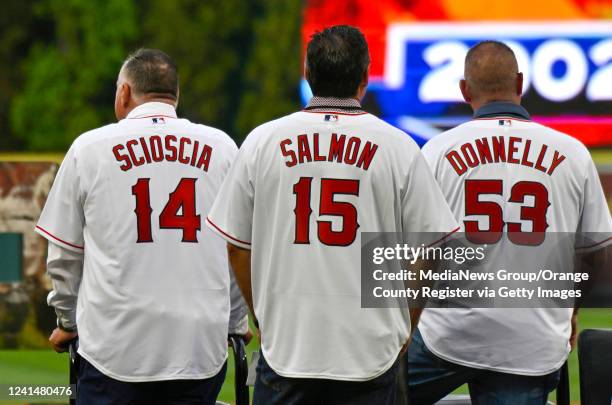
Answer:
[
  {"left": 406, "top": 328, "right": 560, "bottom": 405},
  {"left": 253, "top": 352, "right": 400, "bottom": 405},
  {"left": 76, "top": 356, "right": 227, "bottom": 405}
]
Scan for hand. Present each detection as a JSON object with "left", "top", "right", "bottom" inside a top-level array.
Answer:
[
  {"left": 228, "top": 328, "right": 255, "bottom": 347},
  {"left": 49, "top": 328, "right": 77, "bottom": 353},
  {"left": 569, "top": 312, "right": 578, "bottom": 351},
  {"left": 243, "top": 328, "right": 254, "bottom": 345}
]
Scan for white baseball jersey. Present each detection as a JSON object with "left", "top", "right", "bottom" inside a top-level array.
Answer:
[
  {"left": 419, "top": 105, "right": 612, "bottom": 375},
  {"left": 36, "top": 102, "right": 238, "bottom": 381},
  {"left": 207, "top": 97, "right": 459, "bottom": 381}
]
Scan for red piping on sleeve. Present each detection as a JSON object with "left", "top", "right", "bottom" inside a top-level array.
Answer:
[
  {"left": 35, "top": 226, "right": 84, "bottom": 249},
  {"left": 206, "top": 218, "right": 252, "bottom": 246}
]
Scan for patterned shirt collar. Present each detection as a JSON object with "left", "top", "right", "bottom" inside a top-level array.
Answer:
[{"left": 304, "top": 96, "right": 365, "bottom": 114}]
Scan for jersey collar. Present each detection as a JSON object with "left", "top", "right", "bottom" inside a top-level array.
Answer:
[
  {"left": 303, "top": 96, "right": 365, "bottom": 114},
  {"left": 126, "top": 102, "right": 178, "bottom": 119},
  {"left": 473, "top": 102, "right": 530, "bottom": 121}
]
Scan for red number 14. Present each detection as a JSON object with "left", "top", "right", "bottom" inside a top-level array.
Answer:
[{"left": 132, "top": 178, "right": 201, "bottom": 243}]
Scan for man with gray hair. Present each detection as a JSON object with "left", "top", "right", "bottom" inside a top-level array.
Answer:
[
  {"left": 406, "top": 40, "right": 612, "bottom": 404},
  {"left": 37, "top": 48, "right": 250, "bottom": 404}
]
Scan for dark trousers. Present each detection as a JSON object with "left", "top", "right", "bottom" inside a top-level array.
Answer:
[
  {"left": 406, "top": 328, "right": 560, "bottom": 405},
  {"left": 253, "top": 352, "right": 400, "bottom": 405},
  {"left": 76, "top": 357, "right": 227, "bottom": 405}
]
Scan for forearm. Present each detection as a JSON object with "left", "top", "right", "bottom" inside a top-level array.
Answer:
[
  {"left": 46, "top": 242, "right": 83, "bottom": 330},
  {"left": 409, "top": 307, "right": 423, "bottom": 334},
  {"left": 403, "top": 258, "right": 436, "bottom": 334},
  {"left": 227, "top": 243, "right": 255, "bottom": 320},
  {"left": 228, "top": 264, "right": 249, "bottom": 335}
]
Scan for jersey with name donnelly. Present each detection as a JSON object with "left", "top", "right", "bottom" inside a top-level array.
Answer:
[
  {"left": 419, "top": 116, "right": 612, "bottom": 376},
  {"left": 36, "top": 102, "right": 238, "bottom": 382},
  {"left": 207, "top": 106, "right": 459, "bottom": 381}
]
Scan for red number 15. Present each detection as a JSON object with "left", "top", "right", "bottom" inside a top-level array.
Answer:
[{"left": 293, "top": 177, "right": 360, "bottom": 246}]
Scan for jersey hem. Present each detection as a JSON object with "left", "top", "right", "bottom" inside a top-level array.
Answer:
[
  {"left": 419, "top": 327, "right": 569, "bottom": 377},
  {"left": 77, "top": 349, "right": 228, "bottom": 382},
  {"left": 575, "top": 236, "right": 612, "bottom": 252},
  {"left": 35, "top": 226, "right": 84, "bottom": 253},
  {"left": 205, "top": 217, "right": 252, "bottom": 250},
  {"left": 260, "top": 345, "right": 401, "bottom": 382}
]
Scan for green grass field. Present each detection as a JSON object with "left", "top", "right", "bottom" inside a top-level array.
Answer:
[{"left": 0, "top": 309, "right": 610, "bottom": 404}]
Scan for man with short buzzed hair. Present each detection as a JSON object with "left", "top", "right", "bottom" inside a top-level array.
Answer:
[
  {"left": 406, "top": 40, "right": 612, "bottom": 404},
  {"left": 463, "top": 41, "right": 521, "bottom": 102},
  {"left": 38, "top": 48, "right": 250, "bottom": 405}
]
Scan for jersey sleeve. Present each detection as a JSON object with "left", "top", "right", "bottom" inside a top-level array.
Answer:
[
  {"left": 35, "top": 145, "right": 86, "bottom": 253},
  {"left": 401, "top": 151, "right": 459, "bottom": 245},
  {"left": 576, "top": 158, "right": 612, "bottom": 250},
  {"left": 420, "top": 138, "right": 441, "bottom": 177},
  {"left": 206, "top": 138, "right": 255, "bottom": 250}
]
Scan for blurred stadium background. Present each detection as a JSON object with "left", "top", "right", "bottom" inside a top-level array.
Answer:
[{"left": 0, "top": 0, "right": 611, "bottom": 403}]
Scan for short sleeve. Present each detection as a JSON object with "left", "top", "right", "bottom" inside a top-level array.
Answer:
[
  {"left": 420, "top": 139, "right": 440, "bottom": 176},
  {"left": 206, "top": 138, "right": 256, "bottom": 250},
  {"left": 576, "top": 158, "right": 612, "bottom": 250},
  {"left": 36, "top": 145, "right": 85, "bottom": 252},
  {"left": 401, "top": 152, "right": 459, "bottom": 245}
]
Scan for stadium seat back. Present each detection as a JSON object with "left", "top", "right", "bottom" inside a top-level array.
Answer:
[{"left": 578, "top": 328, "right": 612, "bottom": 405}]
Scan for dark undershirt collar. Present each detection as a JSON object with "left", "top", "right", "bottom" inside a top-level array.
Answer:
[{"left": 473, "top": 101, "right": 530, "bottom": 120}]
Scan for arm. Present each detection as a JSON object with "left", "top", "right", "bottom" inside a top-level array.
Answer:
[
  {"left": 228, "top": 262, "right": 252, "bottom": 342},
  {"left": 46, "top": 241, "right": 83, "bottom": 352},
  {"left": 227, "top": 243, "right": 255, "bottom": 323},
  {"left": 570, "top": 307, "right": 579, "bottom": 350},
  {"left": 404, "top": 257, "right": 437, "bottom": 344}
]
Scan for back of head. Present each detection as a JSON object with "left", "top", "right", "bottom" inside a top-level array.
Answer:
[
  {"left": 122, "top": 48, "right": 179, "bottom": 100},
  {"left": 464, "top": 41, "right": 519, "bottom": 102},
  {"left": 306, "top": 25, "right": 370, "bottom": 98}
]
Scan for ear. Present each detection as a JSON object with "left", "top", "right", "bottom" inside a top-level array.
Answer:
[
  {"left": 303, "top": 57, "right": 310, "bottom": 81},
  {"left": 516, "top": 72, "right": 524, "bottom": 96},
  {"left": 460, "top": 79, "right": 471, "bottom": 103},
  {"left": 362, "top": 65, "right": 370, "bottom": 88},
  {"left": 120, "top": 83, "right": 131, "bottom": 108}
]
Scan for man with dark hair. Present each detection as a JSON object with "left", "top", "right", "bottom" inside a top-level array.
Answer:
[
  {"left": 207, "top": 25, "right": 458, "bottom": 405},
  {"left": 305, "top": 25, "right": 371, "bottom": 98},
  {"left": 407, "top": 40, "right": 612, "bottom": 404},
  {"left": 38, "top": 48, "right": 250, "bottom": 404}
]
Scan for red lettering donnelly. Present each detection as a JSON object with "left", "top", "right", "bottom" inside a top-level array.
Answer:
[{"left": 445, "top": 136, "right": 565, "bottom": 176}]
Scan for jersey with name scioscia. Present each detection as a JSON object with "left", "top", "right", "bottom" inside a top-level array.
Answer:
[{"left": 36, "top": 102, "right": 238, "bottom": 382}]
